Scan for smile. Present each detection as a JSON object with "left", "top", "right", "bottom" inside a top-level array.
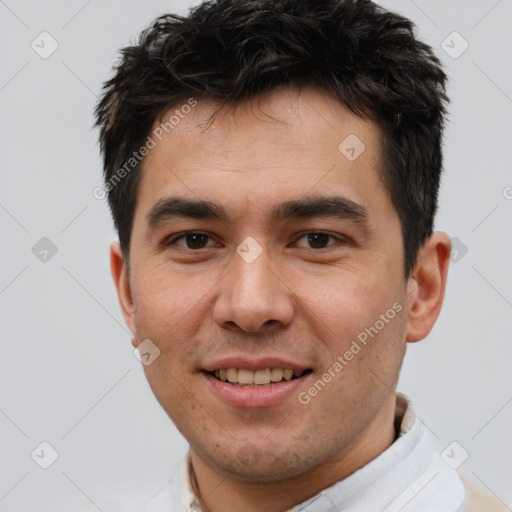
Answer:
[{"left": 207, "top": 367, "right": 314, "bottom": 386}]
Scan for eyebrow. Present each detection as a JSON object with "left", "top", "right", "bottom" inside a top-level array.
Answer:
[{"left": 146, "top": 195, "right": 370, "bottom": 228}]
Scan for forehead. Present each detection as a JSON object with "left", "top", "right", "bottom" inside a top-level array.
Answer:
[{"left": 136, "top": 86, "right": 386, "bottom": 221}]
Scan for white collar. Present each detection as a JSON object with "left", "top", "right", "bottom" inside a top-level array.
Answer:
[{"left": 145, "top": 394, "right": 465, "bottom": 512}]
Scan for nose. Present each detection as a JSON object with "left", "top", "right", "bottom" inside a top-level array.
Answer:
[{"left": 212, "top": 248, "right": 294, "bottom": 333}]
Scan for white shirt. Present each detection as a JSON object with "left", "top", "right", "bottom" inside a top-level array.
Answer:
[
  {"left": 66, "top": 394, "right": 507, "bottom": 511},
  {"left": 144, "top": 393, "right": 468, "bottom": 512}
]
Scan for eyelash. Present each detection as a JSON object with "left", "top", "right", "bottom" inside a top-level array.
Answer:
[{"left": 164, "top": 231, "right": 348, "bottom": 251}]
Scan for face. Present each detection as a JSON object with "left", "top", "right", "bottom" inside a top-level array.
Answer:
[{"left": 115, "top": 86, "right": 415, "bottom": 482}]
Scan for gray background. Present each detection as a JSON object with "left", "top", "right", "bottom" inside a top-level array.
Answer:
[{"left": 1, "top": 0, "right": 511, "bottom": 510}]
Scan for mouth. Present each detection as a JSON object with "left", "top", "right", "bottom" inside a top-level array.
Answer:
[{"left": 204, "top": 367, "right": 314, "bottom": 387}]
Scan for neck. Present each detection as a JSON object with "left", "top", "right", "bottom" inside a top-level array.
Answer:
[{"left": 190, "top": 394, "right": 400, "bottom": 512}]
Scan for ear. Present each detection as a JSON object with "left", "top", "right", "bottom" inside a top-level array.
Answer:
[
  {"left": 110, "top": 241, "right": 137, "bottom": 340},
  {"left": 405, "top": 232, "right": 451, "bottom": 343}
]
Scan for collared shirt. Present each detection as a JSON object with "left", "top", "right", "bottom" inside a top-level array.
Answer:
[
  {"left": 68, "top": 394, "right": 508, "bottom": 511},
  {"left": 145, "top": 393, "right": 485, "bottom": 512}
]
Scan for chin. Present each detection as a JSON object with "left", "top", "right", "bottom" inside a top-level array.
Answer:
[{"left": 200, "top": 441, "right": 316, "bottom": 483}]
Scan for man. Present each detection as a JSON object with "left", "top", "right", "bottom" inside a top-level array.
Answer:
[{"left": 95, "top": 0, "right": 506, "bottom": 510}]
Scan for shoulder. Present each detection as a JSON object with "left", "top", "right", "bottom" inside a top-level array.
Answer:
[{"left": 457, "top": 472, "right": 510, "bottom": 512}]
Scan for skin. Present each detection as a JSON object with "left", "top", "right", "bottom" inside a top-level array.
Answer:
[{"left": 110, "top": 86, "right": 451, "bottom": 512}]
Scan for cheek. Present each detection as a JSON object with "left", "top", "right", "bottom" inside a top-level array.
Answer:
[
  {"left": 291, "top": 267, "right": 396, "bottom": 335},
  {"left": 132, "top": 265, "right": 205, "bottom": 336},
  {"left": 130, "top": 284, "right": 205, "bottom": 388},
  {"left": 298, "top": 268, "right": 407, "bottom": 377},
  {"left": 142, "top": 361, "right": 203, "bottom": 436}
]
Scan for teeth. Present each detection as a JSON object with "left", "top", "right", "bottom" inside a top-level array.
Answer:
[
  {"left": 227, "top": 368, "right": 238, "bottom": 383},
  {"left": 283, "top": 369, "right": 293, "bottom": 381},
  {"left": 270, "top": 368, "right": 283, "bottom": 382},
  {"left": 254, "top": 369, "right": 271, "bottom": 385},
  {"left": 238, "top": 369, "right": 254, "bottom": 385},
  {"left": 214, "top": 367, "right": 306, "bottom": 385}
]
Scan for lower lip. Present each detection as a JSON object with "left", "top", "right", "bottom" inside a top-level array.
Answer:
[{"left": 202, "top": 371, "right": 313, "bottom": 408}]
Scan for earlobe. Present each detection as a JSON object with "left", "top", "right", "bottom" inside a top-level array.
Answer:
[
  {"left": 110, "top": 241, "right": 137, "bottom": 335},
  {"left": 405, "top": 232, "right": 451, "bottom": 343}
]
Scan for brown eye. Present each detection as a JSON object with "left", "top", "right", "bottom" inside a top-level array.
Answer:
[
  {"left": 306, "top": 232, "right": 331, "bottom": 249},
  {"left": 294, "top": 232, "right": 339, "bottom": 249},
  {"left": 184, "top": 233, "right": 209, "bottom": 249},
  {"left": 168, "top": 232, "right": 213, "bottom": 249}
]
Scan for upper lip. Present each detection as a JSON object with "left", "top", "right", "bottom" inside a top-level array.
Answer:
[{"left": 202, "top": 356, "right": 312, "bottom": 372}]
